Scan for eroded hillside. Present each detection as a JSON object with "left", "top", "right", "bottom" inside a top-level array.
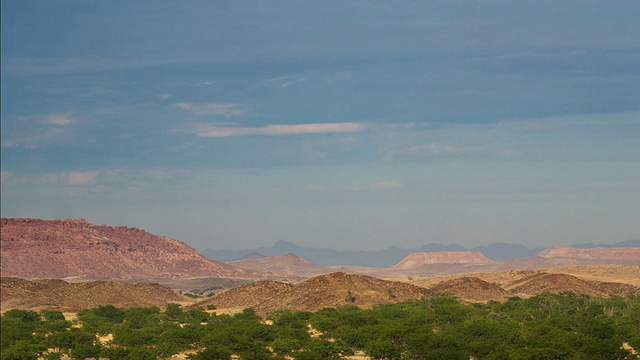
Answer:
[{"left": 0, "top": 218, "right": 258, "bottom": 279}]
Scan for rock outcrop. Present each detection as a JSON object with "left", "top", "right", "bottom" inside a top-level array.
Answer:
[{"left": 0, "top": 218, "right": 257, "bottom": 279}]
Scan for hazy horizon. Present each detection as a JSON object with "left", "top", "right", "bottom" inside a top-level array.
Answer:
[{"left": 2, "top": 1, "right": 639, "bottom": 251}]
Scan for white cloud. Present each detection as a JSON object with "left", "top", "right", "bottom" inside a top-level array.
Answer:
[
  {"left": 1, "top": 112, "right": 81, "bottom": 149},
  {"left": 174, "top": 102, "right": 247, "bottom": 116},
  {"left": 195, "top": 122, "right": 365, "bottom": 137}
]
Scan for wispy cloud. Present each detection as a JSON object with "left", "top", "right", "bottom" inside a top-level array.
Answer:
[
  {"left": 3, "top": 56, "right": 146, "bottom": 76},
  {"left": 174, "top": 102, "right": 247, "bottom": 116},
  {"left": 195, "top": 122, "right": 365, "bottom": 137},
  {"left": 1, "top": 112, "right": 81, "bottom": 149},
  {"left": 42, "top": 171, "right": 99, "bottom": 185},
  {"left": 268, "top": 75, "right": 306, "bottom": 88},
  {"left": 269, "top": 76, "right": 306, "bottom": 88},
  {"left": 43, "top": 114, "right": 74, "bottom": 126},
  {"left": 2, "top": 128, "right": 75, "bottom": 149}
]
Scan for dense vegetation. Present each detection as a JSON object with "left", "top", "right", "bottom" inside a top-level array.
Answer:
[{"left": 2, "top": 292, "right": 639, "bottom": 359}]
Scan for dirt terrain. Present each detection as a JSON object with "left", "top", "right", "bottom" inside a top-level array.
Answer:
[{"left": 0, "top": 277, "right": 184, "bottom": 312}]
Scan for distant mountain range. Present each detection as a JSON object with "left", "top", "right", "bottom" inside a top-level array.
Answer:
[
  {"left": 201, "top": 239, "right": 639, "bottom": 267},
  {"left": 3, "top": 217, "right": 637, "bottom": 280}
]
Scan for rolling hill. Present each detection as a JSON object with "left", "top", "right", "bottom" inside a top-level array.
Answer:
[
  {"left": 0, "top": 277, "right": 184, "bottom": 312},
  {"left": 191, "top": 272, "right": 432, "bottom": 316}
]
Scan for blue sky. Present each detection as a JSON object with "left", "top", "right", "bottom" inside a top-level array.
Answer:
[{"left": 2, "top": 0, "right": 639, "bottom": 251}]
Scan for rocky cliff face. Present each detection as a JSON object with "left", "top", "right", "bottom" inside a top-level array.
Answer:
[{"left": 0, "top": 218, "right": 255, "bottom": 279}]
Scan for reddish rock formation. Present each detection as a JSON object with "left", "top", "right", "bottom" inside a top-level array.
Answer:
[
  {"left": 393, "top": 251, "right": 496, "bottom": 268},
  {"left": 374, "top": 251, "right": 501, "bottom": 277},
  {"left": 0, "top": 218, "right": 257, "bottom": 279}
]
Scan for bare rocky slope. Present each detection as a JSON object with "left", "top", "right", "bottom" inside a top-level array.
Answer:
[
  {"left": 428, "top": 277, "right": 512, "bottom": 302},
  {"left": 504, "top": 272, "right": 639, "bottom": 297},
  {"left": 1, "top": 277, "right": 184, "bottom": 312},
  {"left": 191, "top": 272, "right": 432, "bottom": 316},
  {"left": 192, "top": 270, "right": 639, "bottom": 317},
  {"left": 0, "top": 218, "right": 257, "bottom": 279}
]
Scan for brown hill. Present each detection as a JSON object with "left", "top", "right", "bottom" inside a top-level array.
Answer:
[
  {"left": 0, "top": 218, "right": 257, "bottom": 279},
  {"left": 227, "top": 253, "right": 332, "bottom": 278},
  {"left": 409, "top": 266, "right": 640, "bottom": 295},
  {"left": 428, "top": 277, "right": 511, "bottom": 302},
  {"left": 192, "top": 272, "right": 432, "bottom": 316},
  {"left": 0, "top": 277, "right": 183, "bottom": 312},
  {"left": 505, "top": 273, "right": 639, "bottom": 297},
  {"left": 194, "top": 281, "right": 297, "bottom": 315},
  {"left": 546, "top": 265, "right": 640, "bottom": 287}
]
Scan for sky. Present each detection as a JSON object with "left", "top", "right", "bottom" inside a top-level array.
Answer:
[{"left": 1, "top": 0, "right": 639, "bottom": 251}]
